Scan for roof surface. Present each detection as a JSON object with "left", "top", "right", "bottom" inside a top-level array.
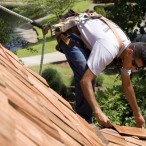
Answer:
[{"left": 0, "top": 44, "right": 146, "bottom": 146}]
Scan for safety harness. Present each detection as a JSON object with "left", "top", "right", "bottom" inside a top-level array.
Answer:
[{"left": 51, "top": 11, "right": 123, "bottom": 51}]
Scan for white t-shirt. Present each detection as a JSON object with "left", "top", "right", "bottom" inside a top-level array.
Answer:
[{"left": 77, "top": 18, "right": 131, "bottom": 75}]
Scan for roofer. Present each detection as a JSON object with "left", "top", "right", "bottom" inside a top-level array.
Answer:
[{"left": 53, "top": 10, "right": 146, "bottom": 128}]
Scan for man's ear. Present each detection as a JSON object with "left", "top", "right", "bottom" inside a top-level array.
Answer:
[{"left": 126, "top": 48, "right": 133, "bottom": 56}]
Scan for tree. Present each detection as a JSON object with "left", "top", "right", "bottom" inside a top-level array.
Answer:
[
  {"left": 46, "top": 0, "right": 76, "bottom": 19},
  {"left": 105, "top": 0, "right": 146, "bottom": 41},
  {"left": 13, "top": 0, "right": 76, "bottom": 20},
  {"left": 13, "top": 0, "right": 49, "bottom": 19},
  {"left": 0, "top": 18, "right": 12, "bottom": 46}
]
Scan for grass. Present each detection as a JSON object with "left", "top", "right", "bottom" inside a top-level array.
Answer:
[
  {"left": 16, "top": 28, "right": 57, "bottom": 57},
  {"left": 72, "top": 0, "right": 91, "bottom": 12},
  {"left": 100, "top": 73, "right": 121, "bottom": 88}
]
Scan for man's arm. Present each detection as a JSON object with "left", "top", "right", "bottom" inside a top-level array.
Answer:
[
  {"left": 80, "top": 68, "right": 112, "bottom": 127},
  {"left": 121, "top": 73, "right": 145, "bottom": 128}
]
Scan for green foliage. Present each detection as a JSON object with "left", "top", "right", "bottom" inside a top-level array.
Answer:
[
  {"left": 105, "top": 0, "right": 146, "bottom": 41},
  {"left": 41, "top": 67, "right": 75, "bottom": 101},
  {"left": 96, "top": 75, "right": 136, "bottom": 126},
  {"left": 46, "top": 0, "right": 76, "bottom": 19},
  {"left": 13, "top": 0, "right": 76, "bottom": 20},
  {"left": 0, "top": 18, "right": 12, "bottom": 44},
  {"left": 41, "top": 67, "right": 64, "bottom": 93},
  {"left": 96, "top": 70, "right": 146, "bottom": 126},
  {"left": 131, "top": 71, "right": 146, "bottom": 120},
  {"left": 94, "top": 6, "right": 107, "bottom": 17},
  {"left": 13, "top": 0, "right": 49, "bottom": 19},
  {"left": 12, "top": 0, "right": 91, "bottom": 20}
]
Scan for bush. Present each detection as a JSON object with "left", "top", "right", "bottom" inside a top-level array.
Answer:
[
  {"left": 131, "top": 71, "right": 146, "bottom": 120},
  {"left": 0, "top": 18, "right": 12, "bottom": 45},
  {"left": 96, "top": 71, "right": 146, "bottom": 126},
  {"left": 42, "top": 67, "right": 63, "bottom": 93},
  {"left": 41, "top": 67, "right": 75, "bottom": 101},
  {"left": 96, "top": 75, "right": 136, "bottom": 126}
]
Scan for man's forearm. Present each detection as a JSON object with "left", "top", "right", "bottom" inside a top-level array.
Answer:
[
  {"left": 80, "top": 69, "right": 112, "bottom": 127},
  {"left": 121, "top": 74, "right": 145, "bottom": 127},
  {"left": 80, "top": 77, "right": 100, "bottom": 113},
  {"left": 80, "top": 77, "right": 112, "bottom": 127},
  {"left": 121, "top": 74, "right": 141, "bottom": 115},
  {"left": 123, "top": 84, "right": 141, "bottom": 116}
]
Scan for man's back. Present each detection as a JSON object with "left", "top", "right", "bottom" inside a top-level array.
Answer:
[{"left": 77, "top": 17, "right": 130, "bottom": 58}]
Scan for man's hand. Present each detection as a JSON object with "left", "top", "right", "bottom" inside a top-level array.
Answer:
[
  {"left": 134, "top": 114, "right": 145, "bottom": 128},
  {"left": 94, "top": 109, "right": 112, "bottom": 128}
]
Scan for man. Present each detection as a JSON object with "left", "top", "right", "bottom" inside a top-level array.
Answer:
[{"left": 56, "top": 11, "right": 145, "bottom": 128}]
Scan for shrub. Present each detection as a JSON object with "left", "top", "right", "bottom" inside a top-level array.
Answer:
[
  {"left": 96, "top": 75, "right": 136, "bottom": 126},
  {"left": 0, "top": 18, "right": 12, "bottom": 45},
  {"left": 95, "top": 71, "right": 146, "bottom": 126},
  {"left": 42, "top": 67, "right": 63, "bottom": 94},
  {"left": 131, "top": 71, "right": 146, "bottom": 120},
  {"left": 41, "top": 67, "right": 75, "bottom": 101}
]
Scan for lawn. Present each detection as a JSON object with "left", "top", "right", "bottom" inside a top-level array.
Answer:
[{"left": 16, "top": 29, "right": 57, "bottom": 57}]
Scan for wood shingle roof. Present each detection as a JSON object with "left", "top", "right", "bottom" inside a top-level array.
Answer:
[{"left": 0, "top": 44, "right": 146, "bottom": 146}]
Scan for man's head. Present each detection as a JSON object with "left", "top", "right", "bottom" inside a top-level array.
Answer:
[
  {"left": 120, "top": 42, "right": 146, "bottom": 70},
  {"left": 129, "top": 42, "right": 146, "bottom": 69}
]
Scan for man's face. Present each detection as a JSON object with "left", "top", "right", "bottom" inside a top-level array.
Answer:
[
  {"left": 132, "top": 58, "right": 143, "bottom": 70},
  {"left": 122, "top": 49, "right": 143, "bottom": 71}
]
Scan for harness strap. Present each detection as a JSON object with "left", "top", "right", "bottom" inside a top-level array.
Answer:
[
  {"left": 59, "top": 13, "right": 123, "bottom": 50},
  {"left": 99, "top": 16, "right": 123, "bottom": 49},
  {"left": 85, "top": 12, "right": 123, "bottom": 49}
]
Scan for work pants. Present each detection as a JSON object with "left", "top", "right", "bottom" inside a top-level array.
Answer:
[{"left": 60, "top": 33, "right": 93, "bottom": 123}]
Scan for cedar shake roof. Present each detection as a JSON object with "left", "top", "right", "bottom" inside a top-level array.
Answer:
[{"left": 0, "top": 43, "right": 146, "bottom": 146}]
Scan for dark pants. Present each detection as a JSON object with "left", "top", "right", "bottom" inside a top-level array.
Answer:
[{"left": 60, "top": 33, "right": 93, "bottom": 123}]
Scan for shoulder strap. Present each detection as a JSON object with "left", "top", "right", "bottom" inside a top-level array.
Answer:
[
  {"left": 87, "top": 12, "right": 123, "bottom": 49},
  {"left": 99, "top": 16, "right": 123, "bottom": 49}
]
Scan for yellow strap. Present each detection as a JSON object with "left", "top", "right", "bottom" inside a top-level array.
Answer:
[{"left": 60, "top": 34, "right": 70, "bottom": 46}]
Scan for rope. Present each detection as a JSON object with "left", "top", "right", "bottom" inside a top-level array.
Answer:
[
  {"left": 39, "top": 34, "right": 46, "bottom": 75},
  {"left": 0, "top": 5, "right": 33, "bottom": 23}
]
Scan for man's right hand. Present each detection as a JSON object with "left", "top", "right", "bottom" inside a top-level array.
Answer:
[
  {"left": 134, "top": 113, "right": 145, "bottom": 128},
  {"left": 94, "top": 109, "right": 112, "bottom": 128}
]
